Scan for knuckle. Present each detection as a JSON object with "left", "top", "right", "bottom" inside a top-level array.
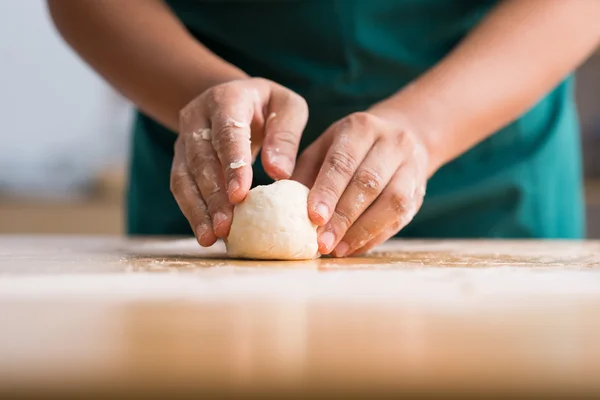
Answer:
[
  {"left": 327, "top": 150, "right": 357, "bottom": 177},
  {"left": 339, "top": 112, "right": 382, "bottom": 140},
  {"left": 206, "top": 184, "right": 222, "bottom": 198},
  {"left": 188, "top": 151, "right": 206, "bottom": 172},
  {"left": 333, "top": 207, "right": 354, "bottom": 232},
  {"left": 387, "top": 190, "right": 410, "bottom": 213},
  {"left": 391, "top": 218, "right": 405, "bottom": 232},
  {"left": 188, "top": 164, "right": 203, "bottom": 178},
  {"left": 398, "top": 131, "right": 416, "bottom": 149},
  {"left": 351, "top": 224, "right": 375, "bottom": 248},
  {"left": 352, "top": 167, "right": 383, "bottom": 196},
  {"left": 194, "top": 205, "right": 211, "bottom": 222},
  {"left": 213, "top": 123, "right": 249, "bottom": 150},
  {"left": 346, "top": 112, "right": 379, "bottom": 129},
  {"left": 214, "top": 125, "right": 238, "bottom": 144},
  {"left": 393, "top": 129, "right": 418, "bottom": 150},
  {"left": 206, "top": 84, "right": 233, "bottom": 104},
  {"left": 316, "top": 182, "right": 341, "bottom": 203},
  {"left": 188, "top": 204, "right": 207, "bottom": 220},
  {"left": 348, "top": 112, "right": 373, "bottom": 126},
  {"left": 271, "top": 129, "right": 298, "bottom": 148},
  {"left": 203, "top": 195, "right": 221, "bottom": 212},
  {"left": 204, "top": 194, "right": 226, "bottom": 215},
  {"left": 201, "top": 180, "right": 226, "bottom": 206}
]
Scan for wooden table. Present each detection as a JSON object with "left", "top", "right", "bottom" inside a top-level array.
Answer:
[{"left": 1, "top": 236, "right": 600, "bottom": 398}]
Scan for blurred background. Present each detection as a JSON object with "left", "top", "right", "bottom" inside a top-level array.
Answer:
[{"left": 0, "top": 1, "right": 599, "bottom": 237}]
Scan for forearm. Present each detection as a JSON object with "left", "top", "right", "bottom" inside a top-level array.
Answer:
[
  {"left": 371, "top": 0, "right": 600, "bottom": 176},
  {"left": 47, "top": 0, "right": 247, "bottom": 131}
]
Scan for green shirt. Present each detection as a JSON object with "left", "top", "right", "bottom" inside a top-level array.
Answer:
[{"left": 128, "top": 0, "right": 584, "bottom": 238}]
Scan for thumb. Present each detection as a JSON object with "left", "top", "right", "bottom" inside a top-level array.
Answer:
[{"left": 260, "top": 85, "right": 308, "bottom": 180}]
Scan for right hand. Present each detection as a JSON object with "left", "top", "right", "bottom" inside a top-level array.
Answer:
[{"left": 172, "top": 78, "right": 309, "bottom": 246}]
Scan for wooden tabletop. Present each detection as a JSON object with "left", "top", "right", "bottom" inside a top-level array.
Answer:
[{"left": 1, "top": 236, "right": 600, "bottom": 398}]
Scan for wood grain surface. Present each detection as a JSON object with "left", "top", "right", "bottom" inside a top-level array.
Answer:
[{"left": 1, "top": 236, "right": 600, "bottom": 397}]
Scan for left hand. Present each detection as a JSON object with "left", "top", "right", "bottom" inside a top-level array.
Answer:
[{"left": 292, "top": 111, "right": 430, "bottom": 257}]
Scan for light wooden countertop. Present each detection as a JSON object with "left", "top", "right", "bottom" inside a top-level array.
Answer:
[{"left": 1, "top": 236, "right": 600, "bottom": 397}]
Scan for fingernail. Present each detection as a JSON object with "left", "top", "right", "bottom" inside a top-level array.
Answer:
[
  {"left": 195, "top": 224, "right": 209, "bottom": 242},
  {"left": 269, "top": 153, "right": 293, "bottom": 177},
  {"left": 228, "top": 180, "right": 240, "bottom": 195},
  {"left": 279, "top": 159, "right": 293, "bottom": 177},
  {"left": 314, "top": 202, "right": 330, "bottom": 221},
  {"left": 319, "top": 231, "right": 335, "bottom": 252},
  {"left": 334, "top": 241, "right": 350, "bottom": 258},
  {"left": 213, "top": 212, "right": 228, "bottom": 229}
]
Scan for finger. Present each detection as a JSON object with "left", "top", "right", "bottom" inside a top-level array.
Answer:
[
  {"left": 351, "top": 185, "right": 425, "bottom": 256},
  {"left": 170, "top": 140, "right": 217, "bottom": 247},
  {"left": 316, "top": 138, "right": 400, "bottom": 255},
  {"left": 249, "top": 116, "right": 264, "bottom": 164},
  {"left": 350, "top": 226, "right": 397, "bottom": 256},
  {"left": 290, "top": 133, "right": 331, "bottom": 188},
  {"left": 334, "top": 163, "right": 425, "bottom": 257},
  {"left": 181, "top": 115, "right": 233, "bottom": 239},
  {"left": 308, "top": 113, "right": 378, "bottom": 226},
  {"left": 206, "top": 84, "right": 256, "bottom": 203},
  {"left": 261, "top": 86, "right": 308, "bottom": 180}
]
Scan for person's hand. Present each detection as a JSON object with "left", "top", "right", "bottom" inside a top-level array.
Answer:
[
  {"left": 172, "top": 78, "right": 308, "bottom": 246},
  {"left": 292, "top": 111, "right": 430, "bottom": 257}
]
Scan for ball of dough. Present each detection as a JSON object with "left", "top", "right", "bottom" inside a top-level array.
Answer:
[{"left": 226, "top": 180, "right": 319, "bottom": 260}]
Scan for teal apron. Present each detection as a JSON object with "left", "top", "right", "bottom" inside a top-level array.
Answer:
[{"left": 128, "top": 0, "right": 585, "bottom": 238}]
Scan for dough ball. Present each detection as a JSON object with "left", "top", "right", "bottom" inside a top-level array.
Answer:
[{"left": 226, "top": 180, "right": 319, "bottom": 260}]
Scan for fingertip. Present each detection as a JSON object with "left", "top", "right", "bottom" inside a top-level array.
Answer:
[
  {"left": 308, "top": 200, "right": 330, "bottom": 226},
  {"left": 262, "top": 147, "right": 294, "bottom": 181},
  {"left": 348, "top": 247, "right": 365, "bottom": 257},
  {"left": 212, "top": 211, "right": 232, "bottom": 238},
  {"left": 332, "top": 241, "right": 350, "bottom": 258},
  {"left": 227, "top": 166, "right": 253, "bottom": 203},
  {"left": 198, "top": 234, "right": 218, "bottom": 248},
  {"left": 213, "top": 224, "right": 231, "bottom": 240},
  {"left": 264, "top": 165, "right": 292, "bottom": 181},
  {"left": 228, "top": 182, "right": 249, "bottom": 204},
  {"left": 317, "top": 230, "right": 336, "bottom": 254},
  {"left": 227, "top": 179, "right": 241, "bottom": 200},
  {"left": 195, "top": 224, "right": 218, "bottom": 247},
  {"left": 309, "top": 211, "right": 326, "bottom": 226}
]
